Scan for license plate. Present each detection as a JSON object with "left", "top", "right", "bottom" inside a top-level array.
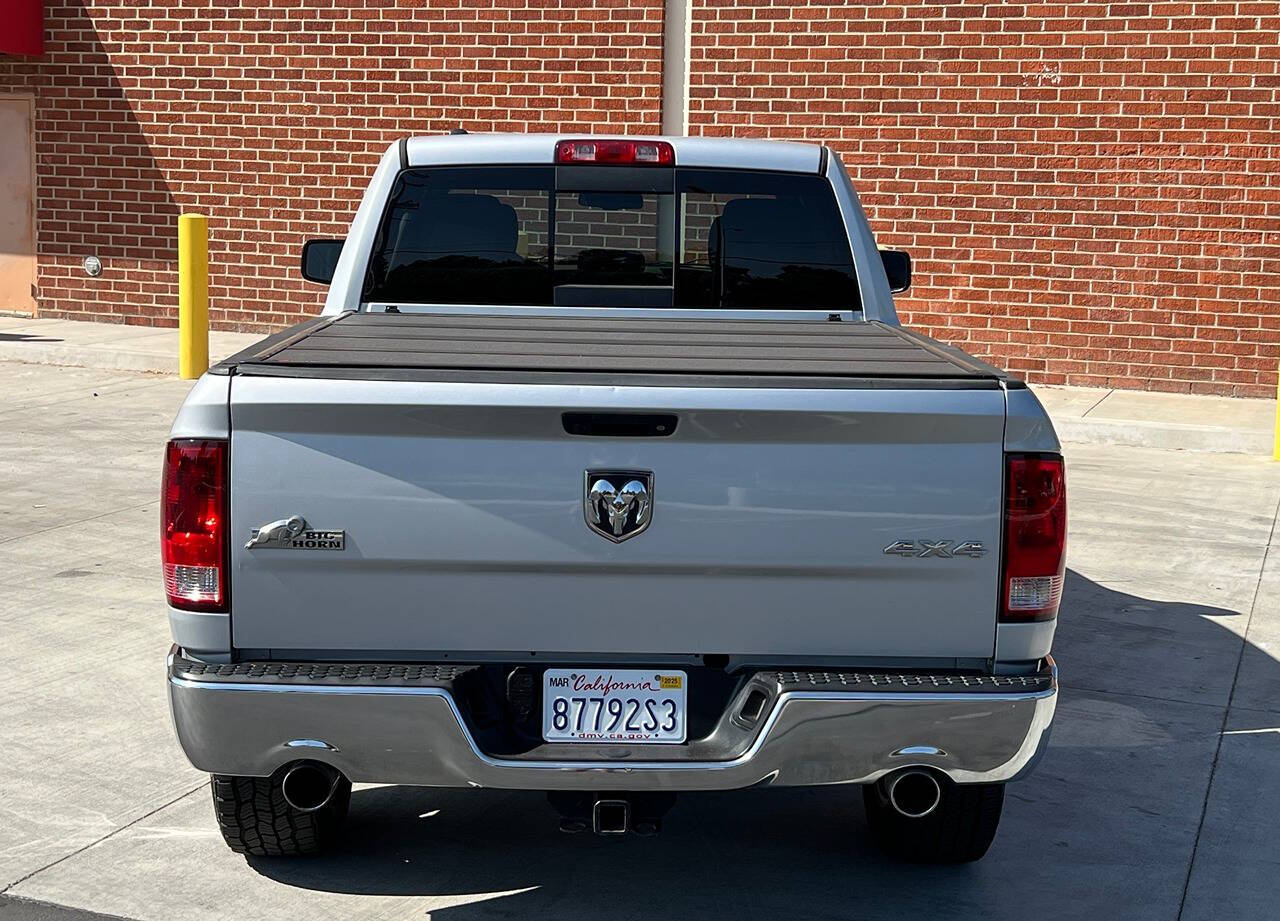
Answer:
[{"left": 542, "top": 668, "right": 687, "bottom": 744}]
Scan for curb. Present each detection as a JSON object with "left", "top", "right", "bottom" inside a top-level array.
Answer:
[
  {"left": 1053, "top": 418, "right": 1272, "bottom": 457},
  {"left": 0, "top": 341, "right": 179, "bottom": 375}
]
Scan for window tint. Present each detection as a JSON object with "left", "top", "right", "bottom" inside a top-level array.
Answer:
[
  {"left": 366, "top": 167, "right": 554, "bottom": 305},
  {"left": 677, "top": 170, "right": 860, "bottom": 310},
  {"left": 553, "top": 191, "right": 672, "bottom": 288},
  {"left": 365, "top": 166, "right": 858, "bottom": 310}
]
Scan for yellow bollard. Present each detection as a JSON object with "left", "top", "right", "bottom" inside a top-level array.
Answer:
[{"left": 178, "top": 213, "right": 209, "bottom": 379}]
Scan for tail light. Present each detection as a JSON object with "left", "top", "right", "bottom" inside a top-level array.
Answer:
[
  {"left": 554, "top": 139, "right": 675, "bottom": 166},
  {"left": 162, "top": 439, "right": 228, "bottom": 611},
  {"left": 1001, "top": 454, "right": 1066, "bottom": 622}
]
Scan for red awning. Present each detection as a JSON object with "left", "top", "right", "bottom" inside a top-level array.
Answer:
[{"left": 1, "top": 0, "right": 44, "bottom": 55}]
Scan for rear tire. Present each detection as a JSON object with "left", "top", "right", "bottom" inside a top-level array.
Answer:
[
  {"left": 210, "top": 769, "right": 351, "bottom": 856},
  {"left": 862, "top": 777, "right": 1004, "bottom": 863}
]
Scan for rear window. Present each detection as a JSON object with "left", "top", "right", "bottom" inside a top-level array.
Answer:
[
  {"left": 366, "top": 167, "right": 553, "bottom": 306},
  {"left": 364, "top": 166, "right": 859, "bottom": 311}
]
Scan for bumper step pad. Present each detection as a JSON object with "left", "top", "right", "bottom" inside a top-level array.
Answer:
[
  {"left": 771, "top": 668, "right": 1053, "bottom": 694},
  {"left": 173, "top": 656, "right": 476, "bottom": 686}
]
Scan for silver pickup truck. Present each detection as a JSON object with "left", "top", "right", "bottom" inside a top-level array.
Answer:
[{"left": 163, "top": 134, "right": 1064, "bottom": 863}]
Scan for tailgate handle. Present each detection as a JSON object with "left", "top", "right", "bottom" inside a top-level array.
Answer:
[{"left": 562, "top": 412, "right": 678, "bottom": 438}]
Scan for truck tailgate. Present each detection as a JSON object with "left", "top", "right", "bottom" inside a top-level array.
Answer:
[{"left": 223, "top": 314, "right": 1008, "bottom": 659}]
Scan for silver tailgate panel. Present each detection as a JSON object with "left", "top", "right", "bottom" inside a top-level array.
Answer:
[{"left": 228, "top": 377, "right": 1004, "bottom": 659}]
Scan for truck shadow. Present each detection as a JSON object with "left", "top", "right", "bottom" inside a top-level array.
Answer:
[
  {"left": 0, "top": 333, "right": 62, "bottom": 342},
  {"left": 247, "top": 569, "right": 1275, "bottom": 920}
]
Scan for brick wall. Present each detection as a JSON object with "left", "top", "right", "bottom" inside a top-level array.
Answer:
[
  {"left": 691, "top": 1, "right": 1280, "bottom": 396},
  {"left": 0, "top": 0, "right": 664, "bottom": 331},
  {"left": 2, "top": 1, "right": 1278, "bottom": 395}
]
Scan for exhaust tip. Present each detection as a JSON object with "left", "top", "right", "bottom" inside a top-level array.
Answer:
[
  {"left": 592, "top": 799, "right": 630, "bottom": 836},
  {"left": 886, "top": 769, "right": 942, "bottom": 819},
  {"left": 280, "top": 762, "right": 341, "bottom": 813}
]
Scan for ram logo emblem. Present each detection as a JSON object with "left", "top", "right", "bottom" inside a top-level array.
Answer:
[
  {"left": 584, "top": 471, "right": 653, "bottom": 543},
  {"left": 884, "top": 539, "right": 987, "bottom": 559}
]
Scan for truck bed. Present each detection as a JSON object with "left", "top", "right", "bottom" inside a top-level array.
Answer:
[{"left": 213, "top": 312, "right": 1015, "bottom": 388}]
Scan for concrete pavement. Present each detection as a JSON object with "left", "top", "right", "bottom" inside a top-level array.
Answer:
[
  {"left": 0, "top": 896, "right": 128, "bottom": 920},
  {"left": 1037, "top": 385, "right": 1277, "bottom": 456},
  {"left": 2, "top": 359, "right": 1279, "bottom": 920},
  {"left": 0, "top": 317, "right": 258, "bottom": 376},
  {"left": 1, "top": 314, "right": 1276, "bottom": 455}
]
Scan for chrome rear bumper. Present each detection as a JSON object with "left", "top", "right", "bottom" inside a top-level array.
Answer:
[{"left": 167, "top": 648, "right": 1057, "bottom": 791}]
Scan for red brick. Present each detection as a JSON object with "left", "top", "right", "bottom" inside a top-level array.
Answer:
[
  {"left": 688, "top": 0, "right": 1280, "bottom": 393},
  {"left": 1, "top": 1, "right": 665, "bottom": 334},
  {"left": 3, "top": 0, "right": 1278, "bottom": 394}
]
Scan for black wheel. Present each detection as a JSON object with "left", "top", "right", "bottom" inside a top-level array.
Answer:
[
  {"left": 862, "top": 775, "right": 1004, "bottom": 863},
  {"left": 210, "top": 768, "right": 351, "bottom": 856}
]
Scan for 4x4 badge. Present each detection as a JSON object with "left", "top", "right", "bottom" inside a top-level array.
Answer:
[{"left": 884, "top": 539, "right": 987, "bottom": 559}]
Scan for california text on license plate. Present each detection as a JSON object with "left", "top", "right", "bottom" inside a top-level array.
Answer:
[{"left": 542, "top": 669, "right": 687, "bottom": 744}]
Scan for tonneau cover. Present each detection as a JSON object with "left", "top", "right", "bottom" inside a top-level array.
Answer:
[{"left": 213, "top": 312, "right": 1014, "bottom": 386}]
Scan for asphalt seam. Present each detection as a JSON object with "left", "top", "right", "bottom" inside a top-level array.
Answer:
[
  {"left": 1174, "top": 489, "right": 1280, "bottom": 921},
  {"left": 1077, "top": 388, "right": 1114, "bottom": 419},
  {"left": 0, "top": 380, "right": 176, "bottom": 418},
  {"left": 1060, "top": 682, "right": 1237, "bottom": 712},
  {"left": 0, "top": 784, "right": 207, "bottom": 896},
  {"left": 0, "top": 501, "right": 160, "bottom": 546}
]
